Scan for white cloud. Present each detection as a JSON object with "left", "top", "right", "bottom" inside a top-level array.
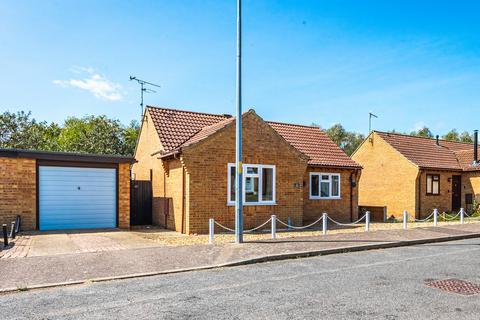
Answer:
[{"left": 53, "top": 67, "right": 124, "bottom": 101}]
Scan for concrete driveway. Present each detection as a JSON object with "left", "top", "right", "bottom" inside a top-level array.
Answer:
[{"left": 1, "top": 228, "right": 185, "bottom": 259}]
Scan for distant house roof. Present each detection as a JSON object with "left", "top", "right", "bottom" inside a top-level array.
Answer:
[
  {"left": 375, "top": 131, "right": 478, "bottom": 171},
  {"left": 146, "top": 106, "right": 361, "bottom": 169}
]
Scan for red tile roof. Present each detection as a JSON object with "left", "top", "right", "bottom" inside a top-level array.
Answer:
[
  {"left": 147, "top": 106, "right": 229, "bottom": 153},
  {"left": 267, "top": 121, "right": 360, "bottom": 168},
  {"left": 147, "top": 106, "right": 361, "bottom": 169},
  {"left": 181, "top": 117, "right": 235, "bottom": 148},
  {"left": 454, "top": 149, "right": 480, "bottom": 172},
  {"left": 376, "top": 131, "right": 478, "bottom": 171}
]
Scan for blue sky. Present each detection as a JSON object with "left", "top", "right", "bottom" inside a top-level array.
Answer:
[{"left": 1, "top": 0, "right": 479, "bottom": 135}]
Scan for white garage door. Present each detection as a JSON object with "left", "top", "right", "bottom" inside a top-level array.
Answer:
[{"left": 39, "top": 166, "right": 117, "bottom": 230}]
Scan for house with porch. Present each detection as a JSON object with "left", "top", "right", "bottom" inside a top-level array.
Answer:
[
  {"left": 352, "top": 131, "right": 480, "bottom": 220},
  {"left": 133, "top": 106, "right": 362, "bottom": 234}
]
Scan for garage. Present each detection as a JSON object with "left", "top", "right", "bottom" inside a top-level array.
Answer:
[
  {"left": 0, "top": 149, "right": 133, "bottom": 231},
  {"left": 39, "top": 165, "right": 117, "bottom": 230}
]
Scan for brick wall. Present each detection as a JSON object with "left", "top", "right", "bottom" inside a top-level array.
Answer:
[
  {"left": 303, "top": 167, "right": 359, "bottom": 223},
  {"left": 154, "top": 159, "right": 187, "bottom": 233},
  {"left": 462, "top": 172, "right": 480, "bottom": 212},
  {"left": 132, "top": 112, "right": 162, "bottom": 181},
  {"left": 0, "top": 157, "right": 36, "bottom": 230},
  {"left": 181, "top": 111, "right": 308, "bottom": 234},
  {"left": 352, "top": 132, "right": 419, "bottom": 219},
  {"left": 118, "top": 163, "right": 131, "bottom": 229},
  {"left": 416, "top": 170, "right": 460, "bottom": 217}
]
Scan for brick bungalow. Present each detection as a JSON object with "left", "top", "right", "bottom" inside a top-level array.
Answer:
[
  {"left": 133, "top": 106, "right": 362, "bottom": 234},
  {"left": 352, "top": 131, "right": 480, "bottom": 220}
]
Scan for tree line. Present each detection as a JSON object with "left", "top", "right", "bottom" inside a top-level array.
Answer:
[
  {"left": 0, "top": 110, "right": 474, "bottom": 157},
  {"left": 0, "top": 111, "right": 139, "bottom": 155}
]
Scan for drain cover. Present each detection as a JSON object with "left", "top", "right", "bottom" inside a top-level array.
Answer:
[{"left": 425, "top": 279, "right": 480, "bottom": 295}]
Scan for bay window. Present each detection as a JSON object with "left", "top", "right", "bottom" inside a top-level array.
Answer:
[
  {"left": 228, "top": 163, "right": 275, "bottom": 205},
  {"left": 310, "top": 173, "right": 341, "bottom": 199}
]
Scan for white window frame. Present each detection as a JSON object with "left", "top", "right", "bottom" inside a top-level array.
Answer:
[
  {"left": 227, "top": 163, "right": 276, "bottom": 205},
  {"left": 309, "top": 172, "right": 341, "bottom": 200}
]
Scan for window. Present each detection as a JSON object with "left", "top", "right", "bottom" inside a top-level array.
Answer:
[
  {"left": 426, "top": 174, "right": 440, "bottom": 195},
  {"left": 227, "top": 163, "right": 275, "bottom": 205},
  {"left": 310, "top": 173, "right": 341, "bottom": 199}
]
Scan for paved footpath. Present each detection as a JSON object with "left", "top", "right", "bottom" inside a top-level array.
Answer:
[{"left": 1, "top": 224, "right": 480, "bottom": 293}]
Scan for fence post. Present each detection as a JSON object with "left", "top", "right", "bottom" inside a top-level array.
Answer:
[
  {"left": 460, "top": 208, "right": 465, "bottom": 225},
  {"left": 365, "top": 211, "right": 370, "bottom": 232},
  {"left": 208, "top": 218, "right": 214, "bottom": 244},
  {"left": 433, "top": 209, "right": 438, "bottom": 227},
  {"left": 287, "top": 217, "right": 292, "bottom": 231},
  {"left": 2, "top": 224, "right": 8, "bottom": 247},
  {"left": 322, "top": 212, "right": 328, "bottom": 235},
  {"left": 403, "top": 210, "right": 408, "bottom": 230},
  {"left": 271, "top": 215, "right": 277, "bottom": 239}
]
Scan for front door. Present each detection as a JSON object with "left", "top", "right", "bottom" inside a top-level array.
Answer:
[{"left": 451, "top": 175, "right": 462, "bottom": 212}]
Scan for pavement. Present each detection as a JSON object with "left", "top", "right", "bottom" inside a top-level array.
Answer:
[
  {"left": 1, "top": 238, "right": 480, "bottom": 319},
  {"left": 1, "top": 223, "right": 480, "bottom": 293}
]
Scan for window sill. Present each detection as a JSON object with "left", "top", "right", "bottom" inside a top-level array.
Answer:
[
  {"left": 426, "top": 194, "right": 441, "bottom": 196},
  {"left": 309, "top": 197, "right": 342, "bottom": 200},
  {"left": 227, "top": 202, "right": 277, "bottom": 206}
]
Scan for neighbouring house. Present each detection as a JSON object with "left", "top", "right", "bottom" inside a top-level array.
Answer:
[
  {"left": 352, "top": 130, "right": 480, "bottom": 220},
  {"left": 0, "top": 149, "right": 133, "bottom": 231},
  {"left": 132, "top": 106, "right": 362, "bottom": 234}
]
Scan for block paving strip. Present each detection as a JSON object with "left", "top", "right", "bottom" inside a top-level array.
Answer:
[{"left": 0, "top": 236, "right": 32, "bottom": 259}]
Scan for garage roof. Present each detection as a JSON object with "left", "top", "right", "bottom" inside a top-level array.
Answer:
[{"left": 0, "top": 148, "right": 134, "bottom": 164}]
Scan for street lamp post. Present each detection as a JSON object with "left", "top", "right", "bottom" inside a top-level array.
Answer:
[{"left": 235, "top": 0, "right": 243, "bottom": 244}]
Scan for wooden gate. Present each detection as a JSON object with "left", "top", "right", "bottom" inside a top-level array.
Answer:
[{"left": 130, "top": 180, "right": 152, "bottom": 225}]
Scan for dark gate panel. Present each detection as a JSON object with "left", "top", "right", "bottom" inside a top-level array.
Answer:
[
  {"left": 131, "top": 180, "right": 152, "bottom": 225},
  {"left": 451, "top": 175, "right": 462, "bottom": 212}
]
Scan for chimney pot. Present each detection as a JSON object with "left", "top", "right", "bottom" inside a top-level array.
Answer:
[{"left": 436, "top": 135, "right": 439, "bottom": 145}]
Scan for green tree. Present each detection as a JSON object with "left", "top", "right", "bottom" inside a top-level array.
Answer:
[
  {"left": 459, "top": 131, "right": 473, "bottom": 143},
  {"left": 122, "top": 120, "right": 140, "bottom": 155},
  {"left": 442, "top": 129, "right": 460, "bottom": 142},
  {"left": 0, "top": 111, "right": 60, "bottom": 150},
  {"left": 410, "top": 126, "right": 433, "bottom": 138},
  {"left": 58, "top": 115, "right": 127, "bottom": 155},
  {"left": 325, "top": 123, "right": 365, "bottom": 156}
]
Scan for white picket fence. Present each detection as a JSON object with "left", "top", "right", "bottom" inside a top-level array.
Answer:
[{"left": 208, "top": 207, "right": 474, "bottom": 244}]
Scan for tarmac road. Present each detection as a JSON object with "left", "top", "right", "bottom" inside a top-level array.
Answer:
[{"left": 2, "top": 238, "right": 480, "bottom": 319}]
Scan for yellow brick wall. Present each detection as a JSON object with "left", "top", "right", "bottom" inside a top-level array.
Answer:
[
  {"left": 0, "top": 157, "right": 36, "bottom": 230},
  {"left": 132, "top": 111, "right": 162, "bottom": 181},
  {"left": 181, "top": 111, "right": 308, "bottom": 234},
  {"left": 352, "top": 132, "right": 419, "bottom": 219},
  {"left": 303, "top": 167, "right": 360, "bottom": 223},
  {"left": 118, "top": 163, "right": 131, "bottom": 229},
  {"left": 158, "top": 159, "right": 188, "bottom": 233},
  {"left": 462, "top": 172, "right": 480, "bottom": 211}
]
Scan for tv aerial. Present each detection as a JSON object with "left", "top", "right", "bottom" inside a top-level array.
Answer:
[{"left": 129, "top": 76, "right": 161, "bottom": 119}]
